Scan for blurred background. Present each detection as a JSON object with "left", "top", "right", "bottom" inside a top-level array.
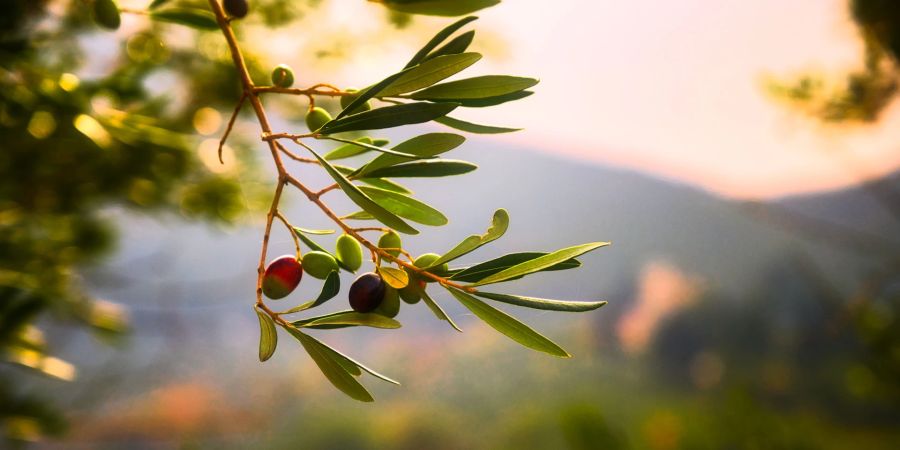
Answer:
[{"left": 2, "top": 0, "right": 900, "bottom": 448}]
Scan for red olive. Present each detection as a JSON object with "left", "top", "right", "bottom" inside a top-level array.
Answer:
[
  {"left": 349, "top": 272, "right": 386, "bottom": 312},
  {"left": 262, "top": 255, "right": 302, "bottom": 299}
]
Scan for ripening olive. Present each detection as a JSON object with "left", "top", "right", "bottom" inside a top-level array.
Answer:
[
  {"left": 335, "top": 234, "right": 363, "bottom": 272},
  {"left": 224, "top": 0, "right": 249, "bottom": 18},
  {"left": 399, "top": 279, "right": 425, "bottom": 304},
  {"left": 339, "top": 88, "right": 372, "bottom": 114},
  {"left": 302, "top": 251, "right": 338, "bottom": 279},
  {"left": 93, "top": 0, "right": 121, "bottom": 30},
  {"left": 271, "top": 64, "right": 294, "bottom": 88},
  {"left": 305, "top": 107, "right": 331, "bottom": 132},
  {"left": 413, "top": 253, "right": 448, "bottom": 281},
  {"left": 349, "top": 272, "right": 386, "bottom": 312},
  {"left": 374, "top": 285, "right": 401, "bottom": 318},
  {"left": 378, "top": 230, "right": 402, "bottom": 257},
  {"left": 262, "top": 255, "right": 303, "bottom": 299}
]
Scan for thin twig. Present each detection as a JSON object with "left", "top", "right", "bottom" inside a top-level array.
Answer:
[
  {"left": 219, "top": 93, "right": 246, "bottom": 164},
  {"left": 274, "top": 210, "right": 302, "bottom": 258}
]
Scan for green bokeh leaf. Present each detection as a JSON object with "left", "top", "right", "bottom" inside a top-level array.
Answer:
[
  {"left": 472, "top": 291, "right": 607, "bottom": 312},
  {"left": 320, "top": 102, "right": 459, "bottom": 135},
  {"left": 359, "top": 186, "right": 448, "bottom": 226},
  {"left": 473, "top": 242, "right": 610, "bottom": 286},
  {"left": 421, "top": 290, "right": 462, "bottom": 332},
  {"left": 380, "top": 53, "right": 482, "bottom": 97},
  {"left": 255, "top": 308, "right": 277, "bottom": 362},
  {"left": 408, "top": 76, "right": 538, "bottom": 100},
  {"left": 359, "top": 160, "right": 477, "bottom": 178},
  {"left": 446, "top": 288, "right": 570, "bottom": 357},
  {"left": 451, "top": 252, "right": 581, "bottom": 282},
  {"left": 434, "top": 116, "right": 521, "bottom": 134},
  {"left": 405, "top": 16, "right": 479, "bottom": 68},
  {"left": 430, "top": 209, "right": 509, "bottom": 267}
]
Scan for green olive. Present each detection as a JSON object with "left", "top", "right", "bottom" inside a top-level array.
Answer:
[
  {"left": 413, "top": 253, "right": 449, "bottom": 282},
  {"left": 374, "top": 285, "right": 401, "bottom": 318},
  {"left": 93, "top": 0, "right": 121, "bottom": 30},
  {"left": 305, "top": 107, "right": 332, "bottom": 132},
  {"left": 335, "top": 234, "right": 363, "bottom": 272},
  {"left": 378, "top": 230, "right": 402, "bottom": 257},
  {"left": 399, "top": 279, "right": 424, "bottom": 304},
  {"left": 302, "top": 251, "right": 338, "bottom": 279},
  {"left": 339, "top": 88, "right": 372, "bottom": 115},
  {"left": 271, "top": 64, "right": 294, "bottom": 88}
]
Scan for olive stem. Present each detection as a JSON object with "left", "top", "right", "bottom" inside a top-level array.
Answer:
[
  {"left": 274, "top": 210, "right": 302, "bottom": 259},
  {"left": 218, "top": 93, "right": 246, "bottom": 164}
]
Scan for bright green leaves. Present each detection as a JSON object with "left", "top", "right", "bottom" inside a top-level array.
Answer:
[
  {"left": 430, "top": 209, "right": 509, "bottom": 267},
  {"left": 446, "top": 288, "right": 570, "bottom": 357},
  {"left": 408, "top": 75, "right": 538, "bottom": 101},
  {"left": 378, "top": 0, "right": 501, "bottom": 18},
  {"left": 93, "top": 0, "right": 121, "bottom": 30},
  {"left": 357, "top": 133, "right": 465, "bottom": 175},
  {"left": 150, "top": 8, "right": 219, "bottom": 30},
  {"left": 318, "top": 103, "right": 459, "bottom": 135},
  {"left": 359, "top": 160, "right": 477, "bottom": 179},
  {"left": 334, "top": 69, "right": 413, "bottom": 120},
  {"left": 359, "top": 186, "right": 448, "bottom": 226},
  {"left": 450, "top": 252, "right": 581, "bottom": 283},
  {"left": 255, "top": 308, "right": 277, "bottom": 362},
  {"left": 294, "top": 311, "right": 401, "bottom": 330},
  {"left": 307, "top": 148, "right": 419, "bottom": 235},
  {"left": 473, "top": 242, "right": 610, "bottom": 286},
  {"left": 380, "top": 53, "right": 483, "bottom": 97},
  {"left": 324, "top": 137, "right": 375, "bottom": 160},
  {"left": 424, "top": 31, "right": 476, "bottom": 61},
  {"left": 434, "top": 116, "right": 520, "bottom": 134},
  {"left": 378, "top": 267, "right": 410, "bottom": 289},
  {"left": 320, "top": 136, "right": 430, "bottom": 160},
  {"left": 406, "top": 16, "right": 479, "bottom": 68},
  {"left": 471, "top": 292, "right": 607, "bottom": 313},
  {"left": 287, "top": 329, "right": 374, "bottom": 402}
]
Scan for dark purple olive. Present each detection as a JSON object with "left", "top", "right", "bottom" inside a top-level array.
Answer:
[
  {"left": 224, "top": 0, "right": 249, "bottom": 18},
  {"left": 349, "top": 272, "right": 385, "bottom": 313}
]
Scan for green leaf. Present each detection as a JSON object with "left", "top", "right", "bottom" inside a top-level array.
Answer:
[
  {"left": 380, "top": 53, "right": 482, "bottom": 97},
  {"left": 286, "top": 328, "right": 374, "bottom": 402},
  {"left": 381, "top": 0, "right": 500, "bottom": 17},
  {"left": 93, "top": 0, "right": 121, "bottom": 30},
  {"left": 378, "top": 267, "right": 410, "bottom": 289},
  {"left": 405, "top": 16, "right": 478, "bottom": 68},
  {"left": 335, "top": 68, "right": 414, "bottom": 120},
  {"left": 360, "top": 178, "right": 413, "bottom": 195},
  {"left": 306, "top": 148, "right": 419, "bottom": 235},
  {"left": 359, "top": 160, "right": 477, "bottom": 179},
  {"left": 472, "top": 291, "right": 607, "bottom": 312},
  {"left": 430, "top": 209, "right": 509, "bottom": 267},
  {"left": 342, "top": 211, "right": 375, "bottom": 221},
  {"left": 321, "top": 136, "right": 433, "bottom": 160},
  {"left": 284, "top": 270, "right": 341, "bottom": 313},
  {"left": 255, "top": 308, "right": 277, "bottom": 362},
  {"left": 451, "top": 252, "right": 581, "bottom": 282},
  {"left": 408, "top": 76, "right": 538, "bottom": 100},
  {"left": 358, "top": 186, "right": 448, "bottom": 226},
  {"left": 295, "top": 310, "right": 401, "bottom": 329},
  {"left": 150, "top": 8, "right": 219, "bottom": 30},
  {"left": 294, "top": 228, "right": 335, "bottom": 235},
  {"left": 324, "top": 137, "right": 374, "bottom": 160},
  {"left": 289, "top": 328, "right": 400, "bottom": 385},
  {"left": 446, "top": 288, "right": 570, "bottom": 357},
  {"left": 356, "top": 133, "right": 465, "bottom": 176},
  {"left": 293, "top": 229, "right": 354, "bottom": 272},
  {"left": 424, "top": 30, "right": 476, "bottom": 61},
  {"left": 319, "top": 102, "right": 459, "bottom": 135},
  {"left": 148, "top": 0, "right": 170, "bottom": 9},
  {"left": 421, "top": 290, "right": 462, "bottom": 332},
  {"left": 445, "top": 90, "right": 534, "bottom": 108},
  {"left": 473, "top": 242, "right": 610, "bottom": 286},
  {"left": 434, "top": 116, "right": 521, "bottom": 134}
]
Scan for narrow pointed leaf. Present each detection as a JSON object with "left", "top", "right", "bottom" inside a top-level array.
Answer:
[
  {"left": 360, "top": 178, "right": 413, "bottom": 194},
  {"left": 409, "top": 76, "right": 538, "bottom": 100},
  {"left": 421, "top": 290, "right": 462, "bottom": 332},
  {"left": 382, "top": 0, "right": 500, "bottom": 17},
  {"left": 359, "top": 186, "right": 448, "bottom": 226},
  {"left": 360, "top": 160, "right": 477, "bottom": 179},
  {"left": 473, "top": 242, "right": 610, "bottom": 286},
  {"left": 335, "top": 68, "right": 413, "bottom": 121},
  {"left": 307, "top": 148, "right": 419, "bottom": 235},
  {"left": 321, "top": 136, "right": 433, "bottom": 160},
  {"left": 342, "top": 211, "right": 375, "bottom": 221},
  {"left": 430, "top": 209, "right": 509, "bottom": 267},
  {"left": 150, "top": 8, "right": 218, "bottom": 30},
  {"left": 324, "top": 137, "right": 374, "bottom": 160},
  {"left": 446, "top": 288, "right": 570, "bottom": 357},
  {"left": 424, "top": 30, "right": 475, "bottom": 61},
  {"left": 320, "top": 102, "right": 459, "bottom": 135},
  {"left": 434, "top": 115, "right": 520, "bottom": 134},
  {"left": 255, "top": 308, "right": 277, "bottom": 362},
  {"left": 405, "top": 16, "right": 478, "bottom": 68},
  {"left": 294, "top": 228, "right": 354, "bottom": 272},
  {"left": 447, "top": 90, "right": 534, "bottom": 108},
  {"left": 473, "top": 291, "right": 607, "bottom": 312},
  {"left": 294, "top": 228, "right": 335, "bottom": 235},
  {"left": 290, "top": 328, "right": 400, "bottom": 385},
  {"left": 287, "top": 328, "right": 374, "bottom": 402},
  {"left": 357, "top": 133, "right": 465, "bottom": 175},
  {"left": 378, "top": 266, "right": 410, "bottom": 289},
  {"left": 380, "top": 53, "right": 482, "bottom": 97},
  {"left": 451, "top": 252, "right": 581, "bottom": 282},
  {"left": 296, "top": 310, "right": 401, "bottom": 329},
  {"left": 284, "top": 270, "right": 341, "bottom": 313}
]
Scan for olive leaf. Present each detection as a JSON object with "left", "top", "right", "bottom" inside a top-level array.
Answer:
[
  {"left": 472, "top": 291, "right": 607, "bottom": 312},
  {"left": 358, "top": 186, "right": 448, "bottom": 226},
  {"left": 283, "top": 270, "right": 341, "bottom": 313},
  {"left": 380, "top": 0, "right": 501, "bottom": 18},
  {"left": 445, "top": 287, "right": 570, "bottom": 357},
  {"left": 294, "top": 310, "right": 401, "bottom": 329},
  {"left": 255, "top": 308, "right": 277, "bottom": 362},
  {"left": 423, "top": 31, "right": 476, "bottom": 62},
  {"left": 289, "top": 327, "right": 400, "bottom": 384},
  {"left": 378, "top": 267, "right": 410, "bottom": 289},
  {"left": 408, "top": 76, "right": 538, "bottom": 100},
  {"left": 472, "top": 242, "right": 610, "bottom": 286},
  {"left": 405, "top": 16, "right": 479, "bottom": 68},
  {"left": 379, "top": 53, "right": 482, "bottom": 97},
  {"left": 358, "top": 160, "right": 477, "bottom": 179},
  {"left": 355, "top": 133, "right": 465, "bottom": 176},
  {"left": 286, "top": 328, "right": 374, "bottom": 402},
  {"left": 434, "top": 116, "right": 521, "bottom": 134},
  {"left": 421, "top": 290, "right": 462, "bottom": 332},
  {"left": 294, "top": 228, "right": 335, "bottom": 235},
  {"left": 320, "top": 136, "right": 433, "bottom": 160},
  {"left": 150, "top": 8, "right": 219, "bottom": 30},
  {"left": 307, "top": 148, "right": 419, "bottom": 235},
  {"left": 450, "top": 252, "right": 581, "bottom": 283},
  {"left": 324, "top": 137, "right": 374, "bottom": 160},
  {"left": 319, "top": 102, "right": 459, "bottom": 135},
  {"left": 446, "top": 91, "right": 534, "bottom": 108},
  {"left": 334, "top": 68, "right": 414, "bottom": 120},
  {"left": 335, "top": 165, "right": 414, "bottom": 194},
  {"left": 429, "top": 209, "right": 509, "bottom": 267},
  {"left": 342, "top": 211, "right": 376, "bottom": 221}
]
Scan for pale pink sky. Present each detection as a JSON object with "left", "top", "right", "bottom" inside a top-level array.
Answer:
[{"left": 260, "top": 0, "right": 900, "bottom": 199}]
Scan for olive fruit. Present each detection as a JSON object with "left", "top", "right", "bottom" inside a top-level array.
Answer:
[
  {"left": 399, "top": 279, "right": 425, "bottom": 304},
  {"left": 302, "top": 251, "right": 338, "bottom": 279},
  {"left": 305, "top": 107, "right": 332, "bottom": 132},
  {"left": 349, "top": 272, "right": 386, "bottom": 313},
  {"left": 335, "top": 234, "right": 362, "bottom": 272},
  {"left": 224, "top": 0, "right": 249, "bottom": 18},
  {"left": 271, "top": 64, "right": 294, "bottom": 88},
  {"left": 378, "top": 230, "right": 402, "bottom": 257},
  {"left": 339, "top": 88, "right": 372, "bottom": 114},
  {"left": 262, "top": 255, "right": 302, "bottom": 299},
  {"left": 93, "top": 0, "right": 121, "bottom": 30},
  {"left": 374, "top": 285, "right": 401, "bottom": 318},
  {"left": 413, "top": 253, "right": 449, "bottom": 281}
]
